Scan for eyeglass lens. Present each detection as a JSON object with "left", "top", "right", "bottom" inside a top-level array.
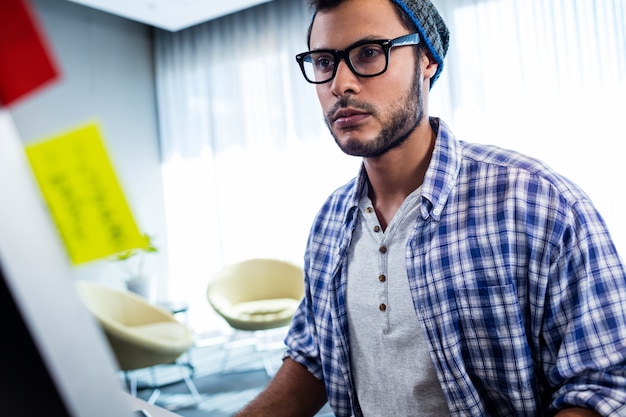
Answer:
[{"left": 301, "top": 42, "right": 389, "bottom": 83}]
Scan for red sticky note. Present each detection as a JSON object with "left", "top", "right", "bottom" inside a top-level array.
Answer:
[{"left": 0, "top": 0, "right": 59, "bottom": 106}]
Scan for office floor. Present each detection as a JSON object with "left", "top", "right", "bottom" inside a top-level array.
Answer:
[{"left": 131, "top": 330, "right": 333, "bottom": 417}]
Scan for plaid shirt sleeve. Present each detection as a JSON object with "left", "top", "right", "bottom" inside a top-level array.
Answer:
[{"left": 543, "top": 196, "right": 626, "bottom": 414}]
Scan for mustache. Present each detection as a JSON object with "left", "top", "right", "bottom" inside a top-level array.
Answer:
[{"left": 326, "top": 96, "right": 377, "bottom": 121}]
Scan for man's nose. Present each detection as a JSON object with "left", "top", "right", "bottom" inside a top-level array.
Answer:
[{"left": 329, "top": 59, "right": 360, "bottom": 97}]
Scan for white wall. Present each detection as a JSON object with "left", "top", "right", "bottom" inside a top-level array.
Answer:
[{"left": 7, "top": 0, "right": 170, "bottom": 300}]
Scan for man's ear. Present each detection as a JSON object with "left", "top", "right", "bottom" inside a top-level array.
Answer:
[{"left": 422, "top": 52, "right": 439, "bottom": 80}]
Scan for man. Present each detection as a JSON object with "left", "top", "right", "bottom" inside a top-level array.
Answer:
[{"left": 236, "top": 0, "right": 626, "bottom": 416}]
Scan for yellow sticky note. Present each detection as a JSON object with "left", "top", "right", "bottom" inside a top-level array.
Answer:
[{"left": 25, "top": 122, "right": 145, "bottom": 265}]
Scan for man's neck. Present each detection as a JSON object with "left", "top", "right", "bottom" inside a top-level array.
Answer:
[{"left": 364, "top": 121, "right": 436, "bottom": 230}]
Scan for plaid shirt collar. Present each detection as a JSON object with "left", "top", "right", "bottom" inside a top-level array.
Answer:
[{"left": 345, "top": 117, "right": 461, "bottom": 224}]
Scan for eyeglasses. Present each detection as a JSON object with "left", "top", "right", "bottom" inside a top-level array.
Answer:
[{"left": 295, "top": 33, "right": 420, "bottom": 84}]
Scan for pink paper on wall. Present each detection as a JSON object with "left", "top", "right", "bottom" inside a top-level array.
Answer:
[{"left": 0, "top": 0, "right": 59, "bottom": 106}]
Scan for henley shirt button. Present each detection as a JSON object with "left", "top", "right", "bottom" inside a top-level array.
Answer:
[
  {"left": 379, "top": 245, "right": 387, "bottom": 254},
  {"left": 379, "top": 303, "right": 387, "bottom": 312},
  {"left": 366, "top": 207, "right": 374, "bottom": 214},
  {"left": 378, "top": 275, "right": 386, "bottom": 283},
  {"left": 373, "top": 225, "right": 381, "bottom": 232}
]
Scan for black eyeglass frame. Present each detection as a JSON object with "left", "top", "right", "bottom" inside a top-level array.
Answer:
[{"left": 295, "top": 33, "right": 421, "bottom": 84}]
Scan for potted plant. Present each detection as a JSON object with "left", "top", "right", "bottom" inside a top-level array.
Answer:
[{"left": 114, "top": 233, "right": 158, "bottom": 298}]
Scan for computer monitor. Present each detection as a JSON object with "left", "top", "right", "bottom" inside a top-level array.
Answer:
[{"left": 0, "top": 109, "right": 136, "bottom": 417}]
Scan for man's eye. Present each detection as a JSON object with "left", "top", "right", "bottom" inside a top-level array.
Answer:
[
  {"left": 314, "top": 56, "right": 335, "bottom": 71},
  {"left": 357, "top": 45, "right": 383, "bottom": 61}
]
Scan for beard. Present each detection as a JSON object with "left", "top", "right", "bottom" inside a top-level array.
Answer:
[{"left": 324, "top": 70, "right": 424, "bottom": 158}]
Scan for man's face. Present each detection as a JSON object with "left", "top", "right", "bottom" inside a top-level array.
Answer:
[{"left": 309, "top": 0, "right": 424, "bottom": 158}]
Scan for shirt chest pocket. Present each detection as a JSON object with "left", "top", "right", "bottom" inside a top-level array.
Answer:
[{"left": 455, "top": 284, "right": 536, "bottom": 393}]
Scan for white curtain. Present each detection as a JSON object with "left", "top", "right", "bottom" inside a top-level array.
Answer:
[{"left": 154, "top": 0, "right": 626, "bottom": 334}]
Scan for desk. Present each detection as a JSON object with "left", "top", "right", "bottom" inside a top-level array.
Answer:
[{"left": 126, "top": 392, "right": 181, "bottom": 417}]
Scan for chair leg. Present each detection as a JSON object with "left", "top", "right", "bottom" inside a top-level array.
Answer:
[
  {"left": 218, "top": 329, "right": 284, "bottom": 377},
  {"left": 147, "top": 367, "right": 161, "bottom": 404},
  {"left": 179, "top": 349, "right": 195, "bottom": 378},
  {"left": 125, "top": 371, "right": 138, "bottom": 397},
  {"left": 258, "top": 330, "right": 280, "bottom": 377},
  {"left": 147, "top": 388, "right": 162, "bottom": 404},
  {"left": 180, "top": 366, "right": 202, "bottom": 405},
  {"left": 219, "top": 331, "right": 238, "bottom": 374},
  {"left": 135, "top": 362, "right": 200, "bottom": 407},
  {"left": 261, "top": 350, "right": 275, "bottom": 377}
]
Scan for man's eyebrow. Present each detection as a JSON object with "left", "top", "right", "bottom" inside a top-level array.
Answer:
[{"left": 311, "top": 35, "right": 389, "bottom": 52}]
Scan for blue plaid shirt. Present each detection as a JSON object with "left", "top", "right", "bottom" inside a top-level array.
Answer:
[{"left": 285, "top": 118, "right": 626, "bottom": 417}]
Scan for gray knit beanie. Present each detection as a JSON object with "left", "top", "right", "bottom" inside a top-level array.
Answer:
[{"left": 391, "top": 0, "right": 450, "bottom": 86}]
